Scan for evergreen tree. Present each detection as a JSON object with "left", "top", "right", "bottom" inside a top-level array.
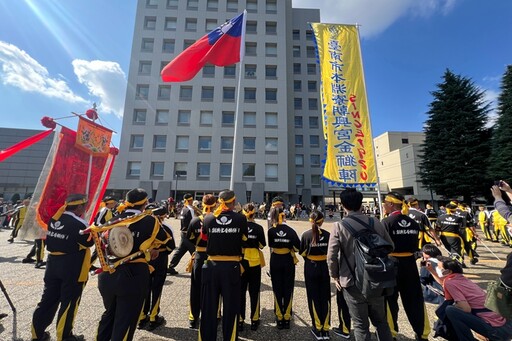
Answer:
[
  {"left": 419, "top": 69, "right": 491, "bottom": 202},
  {"left": 488, "top": 65, "right": 512, "bottom": 182}
]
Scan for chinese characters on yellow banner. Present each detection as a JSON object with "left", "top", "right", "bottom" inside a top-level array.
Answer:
[{"left": 311, "top": 24, "right": 377, "bottom": 187}]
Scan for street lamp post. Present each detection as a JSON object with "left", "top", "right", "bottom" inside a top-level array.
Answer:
[{"left": 174, "top": 172, "right": 179, "bottom": 202}]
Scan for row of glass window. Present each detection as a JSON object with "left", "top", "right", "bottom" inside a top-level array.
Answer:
[
  {"left": 146, "top": 0, "right": 277, "bottom": 13},
  {"left": 128, "top": 160, "right": 320, "bottom": 186}
]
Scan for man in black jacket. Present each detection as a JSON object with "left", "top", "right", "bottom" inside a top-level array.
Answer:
[{"left": 167, "top": 193, "right": 196, "bottom": 275}]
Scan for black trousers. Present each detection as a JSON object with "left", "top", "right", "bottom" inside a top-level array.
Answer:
[
  {"left": 336, "top": 288, "right": 351, "bottom": 333},
  {"left": 190, "top": 251, "right": 207, "bottom": 322},
  {"left": 168, "top": 232, "right": 195, "bottom": 268},
  {"left": 304, "top": 259, "right": 331, "bottom": 332},
  {"left": 440, "top": 234, "right": 463, "bottom": 259},
  {"left": 26, "top": 239, "right": 45, "bottom": 262},
  {"left": 142, "top": 254, "right": 168, "bottom": 322},
  {"left": 240, "top": 259, "right": 262, "bottom": 322},
  {"left": 199, "top": 260, "right": 241, "bottom": 341},
  {"left": 32, "top": 253, "right": 86, "bottom": 340},
  {"left": 385, "top": 256, "right": 429, "bottom": 339},
  {"left": 270, "top": 253, "right": 295, "bottom": 321},
  {"left": 96, "top": 262, "right": 149, "bottom": 341}
]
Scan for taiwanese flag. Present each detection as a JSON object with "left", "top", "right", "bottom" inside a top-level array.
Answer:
[{"left": 161, "top": 10, "right": 246, "bottom": 82}]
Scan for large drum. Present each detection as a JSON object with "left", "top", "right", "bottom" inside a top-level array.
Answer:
[{"left": 105, "top": 226, "right": 133, "bottom": 258}]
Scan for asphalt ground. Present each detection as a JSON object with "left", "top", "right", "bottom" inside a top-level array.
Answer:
[{"left": 0, "top": 217, "right": 510, "bottom": 341}]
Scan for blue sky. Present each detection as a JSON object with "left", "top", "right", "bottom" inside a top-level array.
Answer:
[{"left": 0, "top": 0, "right": 511, "bottom": 147}]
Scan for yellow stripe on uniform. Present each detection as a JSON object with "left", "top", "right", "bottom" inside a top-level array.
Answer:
[{"left": 56, "top": 303, "right": 71, "bottom": 340}]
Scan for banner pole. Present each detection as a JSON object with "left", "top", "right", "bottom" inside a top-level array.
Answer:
[
  {"left": 85, "top": 116, "right": 96, "bottom": 195},
  {"left": 229, "top": 62, "right": 244, "bottom": 191}
]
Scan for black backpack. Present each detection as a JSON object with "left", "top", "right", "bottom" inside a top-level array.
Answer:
[{"left": 341, "top": 216, "right": 398, "bottom": 299}]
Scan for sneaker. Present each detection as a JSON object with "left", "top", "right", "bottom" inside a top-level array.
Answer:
[
  {"left": 332, "top": 327, "right": 350, "bottom": 339},
  {"left": 167, "top": 267, "right": 178, "bottom": 275},
  {"left": 32, "top": 331, "right": 50, "bottom": 341},
  {"left": 322, "top": 331, "right": 331, "bottom": 340},
  {"left": 138, "top": 316, "right": 149, "bottom": 329},
  {"left": 276, "top": 320, "right": 284, "bottom": 330},
  {"left": 189, "top": 319, "right": 197, "bottom": 329},
  {"left": 0, "top": 313, "right": 7, "bottom": 320},
  {"left": 62, "top": 335, "right": 85, "bottom": 341},
  {"left": 22, "top": 257, "right": 36, "bottom": 263},
  {"left": 7, "top": 238, "right": 13, "bottom": 243},
  {"left": 250, "top": 320, "right": 260, "bottom": 331},
  {"left": 238, "top": 321, "right": 244, "bottom": 331},
  {"left": 311, "top": 328, "right": 323, "bottom": 340},
  {"left": 35, "top": 261, "right": 46, "bottom": 269},
  {"left": 283, "top": 320, "right": 290, "bottom": 329},
  {"left": 148, "top": 315, "right": 165, "bottom": 331},
  {"left": 470, "top": 258, "right": 479, "bottom": 265}
]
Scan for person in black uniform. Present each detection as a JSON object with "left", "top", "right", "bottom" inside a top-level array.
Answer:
[
  {"left": 96, "top": 188, "right": 168, "bottom": 341},
  {"left": 199, "top": 189, "right": 248, "bottom": 341},
  {"left": 186, "top": 194, "right": 217, "bottom": 329},
  {"left": 382, "top": 192, "right": 430, "bottom": 341},
  {"left": 406, "top": 197, "right": 441, "bottom": 248},
  {"left": 167, "top": 193, "right": 196, "bottom": 275},
  {"left": 267, "top": 205, "right": 300, "bottom": 329},
  {"left": 437, "top": 202, "right": 465, "bottom": 265},
  {"left": 31, "top": 194, "right": 93, "bottom": 341},
  {"left": 300, "top": 211, "right": 332, "bottom": 340},
  {"left": 239, "top": 202, "right": 266, "bottom": 331},
  {"left": 89, "top": 196, "right": 118, "bottom": 272},
  {"left": 454, "top": 201, "right": 479, "bottom": 265},
  {"left": 138, "top": 205, "right": 175, "bottom": 331},
  {"left": 425, "top": 203, "right": 438, "bottom": 229}
]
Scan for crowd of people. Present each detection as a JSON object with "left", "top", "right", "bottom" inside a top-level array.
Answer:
[{"left": 3, "top": 181, "right": 512, "bottom": 341}]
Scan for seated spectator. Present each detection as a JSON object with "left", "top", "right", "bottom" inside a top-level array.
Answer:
[
  {"left": 427, "top": 256, "right": 512, "bottom": 341},
  {"left": 419, "top": 244, "right": 444, "bottom": 304}
]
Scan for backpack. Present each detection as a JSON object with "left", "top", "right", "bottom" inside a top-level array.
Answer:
[{"left": 341, "top": 216, "right": 398, "bottom": 299}]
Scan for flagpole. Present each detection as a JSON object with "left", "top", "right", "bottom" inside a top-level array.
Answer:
[
  {"left": 230, "top": 62, "right": 244, "bottom": 191},
  {"left": 355, "top": 24, "right": 383, "bottom": 217}
]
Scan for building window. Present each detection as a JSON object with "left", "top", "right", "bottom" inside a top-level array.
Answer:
[
  {"left": 265, "top": 164, "right": 278, "bottom": 180},
  {"left": 201, "top": 86, "right": 214, "bottom": 101},
  {"left": 155, "top": 110, "right": 169, "bottom": 124},
  {"left": 226, "top": 0, "right": 238, "bottom": 12},
  {"left": 265, "top": 88, "right": 277, "bottom": 102},
  {"left": 130, "top": 135, "right": 144, "bottom": 149},
  {"left": 265, "top": 112, "right": 278, "bottom": 127},
  {"left": 177, "top": 110, "right": 191, "bottom": 125},
  {"left": 265, "top": 65, "right": 277, "bottom": 78},
  {"left": 306, "top": 30, "right": 314, "bottom": 41},
  {"left": 176, "top": 136, "right": 189, "bottom": 151},
  {"left": 221, "top": 136, "right": 233, "bottom": 151},
  {"left": 308, "top": 80, "right": 317, "bottom": 92},
  {"left": 205, "top": 19, "right": 217, "bottom": 31},
  {"left": 200, "top": 110, "right": 213, "bottom": 125},
  {"left": 310, "top": 135, "right": 320, "bottom": 148},
  {"left": 311, "top": 174, "right": 321, "bottom": 186},
  {"left": 306, "top": 46, "right": 316, "bottom": 58},
  {"left": 174, "top": 162, "right": 187, "bottom": 178},
  {"left": 153, "top": 135, "right": 167, "bottom": 150},
  {"left": 207, "top": 0, "right": 218, "bottom": 11},
  {"left": 136, "top": 85, "right": 149, "bottom": 100},
  {"left": 265, "top": 21, "right": 277, "bottom": 35},
  {"left": 246, "top": 0, "right": 257, "bottom": 12},
  {"left": 164, "top": 17, "right": 177, "bottom": 31},
  {"left": 219, "top": 163, "right": 231, "bottom": 178},
  {"left": 308, "top": 98, "right": 318, "bottom": 110},
  {"left": 402, "top": 138, "right": 409, "bottom": 144},
  {"left": 198, "top": 136, "right": 212, "bottom": 152},
  {"left": 144, "top": 17, "right": 156, "bottom": 30},
  {"left": 166, "top": 0, "right": 178, "bottom": 9},
  {"left": 146, "top": 0, "right": 158, "bottom": 8},
  {"left": 265, "top": 43, "right": 277, "bottom": 57},
  {"left": 224, "top": 65, "right": 236, "bottom": 77},
  {"left": 133, "top": 109, "right": 146, "bottom": 124},
  {"left": 187, "top": 0, "right": 198, "bottom": 10},
  {"left": 266, "top": 0, "right": 277, "bottom": 13},
  {"left": 223, "top": 87, "right": 235, "bottom": 101},
  {"left": 244, "top": 88, "right": 256, "bottom": 102},
  {"left": 295, "top": 135, "right": 303, "bottom": 147},
  {"left": 245, "top": 64, "right": 256, "bottom": 78},
  {"left": 296, "top": 174, "right": 304, "bottom": 186},
  {"left": 157, "top": 85, "right": 171, "bottom": 100},
  {"left": 179, "top": 86, "right": 192, "bottom": 101},
  {"left": 151, "top": 162, "right": 164, "bottom": 177},
  {"left": 265, "top": 137, "right": 278, "bottom": 153},
  {"left": 293, "top": 45, "right": 300, "bottom": 57},
  {"left": 293, "top": 63, "right": 301, "bottom": 74},
  {"left": 162, "top": 39, "right": 175, "bottom": 53},
  {"left": 243, "top": 163, "right": 256, "bottom": 177},
  {"left": 309, "top": 116, "right": 319, "bottom": 129},
  {"left": 294, "top": 116, "right": 303, "bottom": 128},
  {"left": 127, "top": 162, "right": 141, "bottom": 177},
  {"left": 141, "top": 38, "right": 154, "bottom": 52},
  {"left": 185, "top": 18, "right": 197, "bottom": 31},
  {"left": 292, "top": 29, "right": 300, "bottom": 40},
  {"left": 245, "top": 42, "right": 257, "bottom": 56},
  {"left": 222, "top": 111, "right": 235, "bottom": 126},
  {"left": 294, "top": 98, "right": 302, "bottom": 110},
  {"left": 197, "top": 163, "right": 210, "bottom": 178},
  {"left": 203, "top": 65, "right": 215, "bottom": 77},
  {"left": 243, "top": 112, "right": 256, "bottom": 126},
  {"left": 311, "top": 154, "right": 321, "bottom": 167},
  {"left": 246, "top": 21, "right": 257, "bottom": 34},
  {"left": 295, "top": 154, "right": 304, "bottom": 166},
  {"left": 243, "top": 137, "right": 256, "bottom": 152},
  {"left": 294, "top": 80, "right": 302, "bottom": 92},
  {"left": 307, "top": 63, "right": 316, "bottom": 75}
]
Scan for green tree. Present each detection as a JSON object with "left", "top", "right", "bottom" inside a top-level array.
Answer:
[
  {"left": 488, "top": 65, "right": 512, "bottom": 182},
  {"left": 419, "top": 69, "right": 491, "bottom": 202}
]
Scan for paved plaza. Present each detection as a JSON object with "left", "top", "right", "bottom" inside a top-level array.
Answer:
[{"left": 0, "top": 218, "right": 510, "bottom": 341}]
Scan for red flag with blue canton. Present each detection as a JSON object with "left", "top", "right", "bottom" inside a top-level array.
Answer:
[{"left": 161, "top": 10, "right": 246, "bottom": 82}]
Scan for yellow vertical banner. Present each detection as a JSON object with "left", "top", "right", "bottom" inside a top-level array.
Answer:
[{"left": 311, "top": 24, "right": 377, "bottom": 187}]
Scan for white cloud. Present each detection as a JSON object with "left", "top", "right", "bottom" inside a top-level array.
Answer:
[
  {"left": 292, "top": 0, "right": 458, "bottom": 37},
  {"left": 72, "top": 60, "right": 126, "bottom": 118},
  {"left": 481, "top": 87, "right": 500, "bottom": 127},
  {"left": 0, "top": 40, "right": 86, "bottom": 103}
]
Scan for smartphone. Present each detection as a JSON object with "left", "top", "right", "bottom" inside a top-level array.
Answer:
[
  {"left": 495, "top": 180, "right": 504, "bottom": 187},
  {"left": 420, "top": 260, "right": 426, "bottom": 267}
]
